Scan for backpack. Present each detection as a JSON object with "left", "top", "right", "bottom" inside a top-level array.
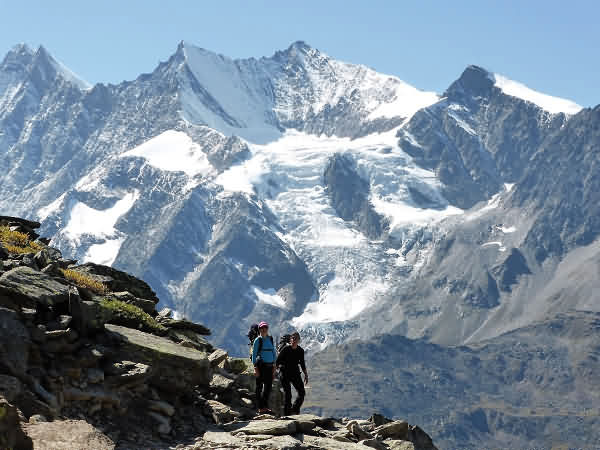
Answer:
[
  {"left": 248, "top": 324, "right": 259, "bottom": 361},
  {"left": 277, "top": 334, "right": 291, "bottom": 354}
]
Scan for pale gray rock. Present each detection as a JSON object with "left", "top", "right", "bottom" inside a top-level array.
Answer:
[
  {"left": 104, "top": 324, "right": 211, "bottom": 391},
  {"left": 375, "top": 420, "right": 409, "bottom": 440},
  {"left": 229, "top": 418, "right": 297, "bottom": 436},
  {"left": 204, "top": 399, "right": 240, "bottom": 424},
  {"left": 208, "top": 348, "right": 228, "bottom": 367}
]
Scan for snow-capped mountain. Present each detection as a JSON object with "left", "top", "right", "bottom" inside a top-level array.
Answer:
[{"left": 1, "top": 41, "right": 598, "bottom": 361}]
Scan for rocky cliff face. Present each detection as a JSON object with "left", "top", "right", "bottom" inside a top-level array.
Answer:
[{"left": 0, "top": 216, "right": 438, "bottom": 449}]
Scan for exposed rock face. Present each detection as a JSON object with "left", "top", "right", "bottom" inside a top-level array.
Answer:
[
  {"left": 324, "top": 153, "right": 389, "bottom": 239},
  {"left": 0, "top": 218, "right": 438, "bottom": 449}
]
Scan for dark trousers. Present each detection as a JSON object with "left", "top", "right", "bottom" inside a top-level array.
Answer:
[
  {"left": 281, "top": 372, "right": 305, "bottom": 414},
  {"left": 255, "top": 363, "right": 273, "bottom": 409}
]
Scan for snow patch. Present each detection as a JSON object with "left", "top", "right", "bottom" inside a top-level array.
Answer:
[
  {"left": 493, "top": 74, "right": 582, "bottom": 115},
  {"left": 482, "top": 241, "right": 507, "bottom": 252},
  {"left": 62, "top": 191, "right": 139, "bottom": 265},
  {"left": 121, "top": 130, "right": 213, "bottom": 177},
  {"left": 253, "top": 286, "right": 287, "bottom": 309},
  {"left": 84, "top": 237, "right": 125, "bottom": 266},
  {"left": 63, "top": 191, "right": 139, "bottom": 242},
  {"left": 500, "top": 225, "right": 516, "bottom": 233},
  {"left": 504, "top": 183, "right": 515, "bottom": 192}
]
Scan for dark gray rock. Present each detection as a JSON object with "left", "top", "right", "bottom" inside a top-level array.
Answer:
[
  {"left": 70, "top": 263, "right": 159, "bottom": 303},
  {"left": 0, "top": 266, "right": 72, "bottom": 308},
  {"left": 0, "top": 395, "right": 33, "bottom": 450},
  {"left": 491, "top": 248, "right": 531, "bottom": 292},
  {"left": 104, "top": 324, "right": 212, "bottom": 392},
  {"left": 0, "top": 307, "right": 30, "bottom": 376},
  {"left": 324, "top": 153, "right": 388, "bottom": 239}
]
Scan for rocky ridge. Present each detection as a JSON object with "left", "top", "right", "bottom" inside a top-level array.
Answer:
[{"left": 0, "top": 216, "right": 437, "bottom": 449}]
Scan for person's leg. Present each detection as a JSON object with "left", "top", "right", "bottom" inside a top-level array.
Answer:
[
  {"left": 262, "top": 365, "right": 273, "bottom": 410},
  {"left": 281, "top": 375, "right": 293, "bottom": 415},
  {"left": 291, "top": 374, "right": 305, "bottom": 414},
  {"left": 255, "top": 375, "right": 264, "bottom": 410}
]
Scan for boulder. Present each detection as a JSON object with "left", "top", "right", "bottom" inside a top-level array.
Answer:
[
  {"left": 387, "top": 441, "right": 417, "bottom": 450},
  {"left": 0, "top": 395, "right": 33, "bottom": 450},
  {"left": 156, "top": 316, "right": 211, "bottom": 335},
  {"left": 70, "top": 298, "right": 112, "bottom": 335},
  {"left": 210, "top": 372, "right": 235, "bottom": 392},
  {"left": 359, "top": 438, "right": 388, "bottom": 449},
  {"left": 0, "top": 266, "right": 72, "bottom": 308},
  {"left": 347, "top": 420, "right": 374, "bottom": 440},
  {"left": 406, "top": 425, "right": 437, "bottom": 450},
  {"left": 104, "top": 324, "right": 212, "bottom": 391},
  {"left": 200, "top": 430, "right": 248, "bottom": 447},
  {"left": 23, "top": 419, "right": 114, "bottom": 450},
  {"left": 208, "top": 348, "right": 228, "bottom": 367},
  {"left": 168, "top": 329, "right": 214, "bottom": 352},
  {"left": 374, "top": 420, "right": 409, "bottom": 440},
  {"left": 69, "top": 263, "right": 159, "bottom": 303},
  {"left": 0, "top": 306, "right": 30, "bottom": 376},
  {"left": 302, "top": 435, "right": 369, "bottom": 449},
  {"left": 104, "top": 360, "right": 151, "bottom": 388},
  {"left": 228, "top": 419, "right": 297, "bottom": 436},
  {"left": 226, "top": 357, "right": 252, "bottom": 374},
  {"left": 204, "top": 399, "right": 240, "bottom": 424},
  {"left": 106, "top": 291, "right": 156, "bottom": 315}
]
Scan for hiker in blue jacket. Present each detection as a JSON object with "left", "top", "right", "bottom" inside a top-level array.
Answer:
[{"left": 252, "top": 321, "right": 276, "bottom": 413}]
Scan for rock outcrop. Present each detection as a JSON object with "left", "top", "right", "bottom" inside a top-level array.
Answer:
[{"left": 0, "top": 217, "right": 437, "bottom": 449}]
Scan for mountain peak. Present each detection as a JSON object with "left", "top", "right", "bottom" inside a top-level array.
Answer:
[
  {"left": 287, "top": 40, "right": 312, "bottom": 52},
  {"left": 444, "top": 65, "right": 494, "bottom": 100},
  {"left": 1, "top": 43, "right": 35, "bottom": 69}
]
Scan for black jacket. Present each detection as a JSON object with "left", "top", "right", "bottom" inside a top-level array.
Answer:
[{"left": 276, "top": 345, "right": 306, "bottom": 377}]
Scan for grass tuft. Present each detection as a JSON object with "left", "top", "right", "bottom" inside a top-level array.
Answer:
[
  {"left": 100, "top": 298, "right": 166, "bottom": 334},
  {"left": 0, "top": 225, "right": 44, "bottom": 254},
  {"left": 60, "top": 268, "right": 109, "bottom": 294}
]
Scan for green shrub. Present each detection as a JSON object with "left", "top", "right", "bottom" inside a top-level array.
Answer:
[{"left": 100, "top": 298, "right": 166, "bottom": 335}]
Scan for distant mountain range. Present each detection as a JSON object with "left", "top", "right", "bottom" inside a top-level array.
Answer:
[{"left": 1, "top": 41, "right": 599, "bottom": 448}]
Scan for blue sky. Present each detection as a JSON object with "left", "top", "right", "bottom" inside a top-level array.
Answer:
[{"left": 1, "top": 0, "right": 598, "bottom": 106}]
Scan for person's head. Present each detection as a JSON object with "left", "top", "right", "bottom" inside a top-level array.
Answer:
[
  {"left": 258, "top": 321, "right": 269, "bottom": 337},
  {"left": 291, "top": 331, "right": 300, "bottom": 348}
]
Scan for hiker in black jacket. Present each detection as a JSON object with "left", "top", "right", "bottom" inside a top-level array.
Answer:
[{"left": 276, "top": 331, "right": 308, "bottom": 415}]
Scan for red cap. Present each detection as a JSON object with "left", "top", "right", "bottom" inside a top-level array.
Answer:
[{"left": 258, "top": 321, "right": 269, "bottom": 329}]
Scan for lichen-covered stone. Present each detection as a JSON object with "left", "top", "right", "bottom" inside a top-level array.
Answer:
[{"left": 104, "top": 324, "right": 211, "bottom": 391}]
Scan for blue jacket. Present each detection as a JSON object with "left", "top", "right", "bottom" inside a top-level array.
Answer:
[{"left": 252, "top": 335, "right": 276, "bottom": 365}]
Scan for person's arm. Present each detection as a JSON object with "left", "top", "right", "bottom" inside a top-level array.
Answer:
[
  {"left": 276, "top": 345, "right": 285, "bottom": 367},
  {"left": 300, "top": 348, "right": 308, "bottom": 384},
  {"left": 252, "top": 338, "right": 260, "bottom": 376}
]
